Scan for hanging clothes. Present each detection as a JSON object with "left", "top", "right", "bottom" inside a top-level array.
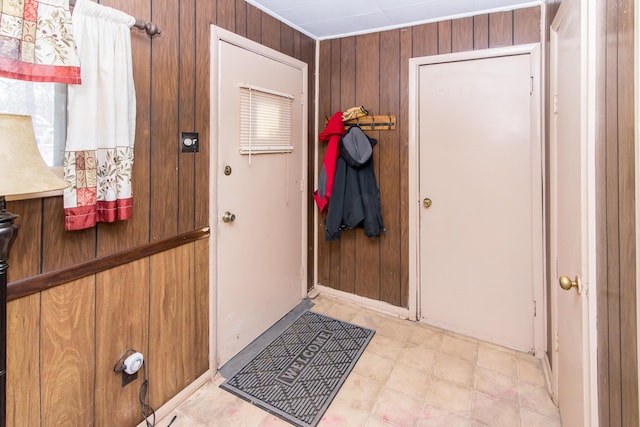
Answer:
[
  {"left": 313, "top": 111, "right": 345, "bottom": 212},
  {"left": 325, "top": 125, "right": 384, "bottom": 240}
]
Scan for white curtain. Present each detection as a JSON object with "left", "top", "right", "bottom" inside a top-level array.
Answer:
[{"left": 63, "top": 0, "right": 136, "bottom": 230}]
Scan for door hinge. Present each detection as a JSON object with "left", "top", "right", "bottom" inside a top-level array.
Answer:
[
  {"left": 300, "top": 266, "right": 305, "bottom": 280},
  {"left": 299, "top": 179, "right": 305, "bottom": 192},
  {"left": 553, "top": 94, "right": 558, "bottom": 114},
  {"left": 533, "top": 300, "right": 537, "bottom": 317},
  {"left": 554, "top": 330, "right": 559, "bottom": 352},
  {"left": 530, "top": 76, "right": 534, "bottom": 95}
]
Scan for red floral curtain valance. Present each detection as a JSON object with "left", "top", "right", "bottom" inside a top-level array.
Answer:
[{"left": 0, "top": 0, "right": 81, "bottom": 84}]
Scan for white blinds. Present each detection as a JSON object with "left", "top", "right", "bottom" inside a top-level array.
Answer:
[{"left": 239, "top": 85, "right": 294, "bottom": 155}]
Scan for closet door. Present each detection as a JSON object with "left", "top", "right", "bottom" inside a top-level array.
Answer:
[{"left": 418, "top": 50, "right": 542, "bottom": 352}]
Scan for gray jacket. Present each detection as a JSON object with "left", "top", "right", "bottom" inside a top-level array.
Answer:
[{"left": 325, "top": 126, "right": 384, "bottom": 240}]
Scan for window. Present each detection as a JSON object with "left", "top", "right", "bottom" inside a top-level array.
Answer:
[
  {"left": 239, "top": 84, "right": 293, "bottom": 155},
  {"left": 0, "top": 76, "right": 67, "bottom": 167}
]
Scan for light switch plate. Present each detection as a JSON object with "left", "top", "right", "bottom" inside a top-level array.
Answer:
[{"left": 180, "top": 131, "right": 199, "bottom": 153}]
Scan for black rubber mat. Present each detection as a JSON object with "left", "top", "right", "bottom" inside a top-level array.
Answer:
[{"left": 220, "top": 310, "right": 375, "bottom": 427}]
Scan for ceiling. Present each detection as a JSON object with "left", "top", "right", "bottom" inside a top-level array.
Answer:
[{"left": 246, "top": 0, "right": 543, "bottom": 40}]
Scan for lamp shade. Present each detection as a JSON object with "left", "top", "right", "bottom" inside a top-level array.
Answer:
[{"left": 0, "top": 113, "right": 69, "bottom": 197}]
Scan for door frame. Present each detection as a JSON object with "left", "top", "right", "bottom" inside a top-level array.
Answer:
[
  {"left": 549, "top": 0, "right": 598, "bottom": 423},
  {"left": 635, "top": 0, "right": 640, "bottom": 418},
  {"left": 408, "top": 44, "right": 545, "bottom": 356},
  {"left": 209, "top": 25, "right": 309, "bottom": 372}
]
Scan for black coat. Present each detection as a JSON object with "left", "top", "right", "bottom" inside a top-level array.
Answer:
[{"left": 325, "top": 126, "right": 384, "bottom": 240}]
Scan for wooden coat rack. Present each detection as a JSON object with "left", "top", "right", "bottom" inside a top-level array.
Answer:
[
  {"left": 343, "top": 115, "right": 396, "bottom": 131},
  {"left": 325, "top": 114, "right": 397, "bottom": 131}
]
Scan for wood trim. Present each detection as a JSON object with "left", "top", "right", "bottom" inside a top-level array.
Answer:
[{"left": 7, "top": 227, "right": 210, "bottom": 301}]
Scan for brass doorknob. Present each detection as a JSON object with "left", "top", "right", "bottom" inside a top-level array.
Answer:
[
  {"left": 222, "top": 212, "right": 236, "bottom": 223},
  {"left": 423, "top": 198, "right": 432, "bottom": 208},
  {"left": 559, "top": 275, "right": 582, "bottom": 294}
]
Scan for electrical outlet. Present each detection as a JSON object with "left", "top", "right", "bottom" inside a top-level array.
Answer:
[{"left": 180, "top": 131, "right": 199, "bottom": 153}]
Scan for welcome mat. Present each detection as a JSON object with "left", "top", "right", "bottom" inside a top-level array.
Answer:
[{"left": 220, "top": 311, "right": 375, "bottom": 427}]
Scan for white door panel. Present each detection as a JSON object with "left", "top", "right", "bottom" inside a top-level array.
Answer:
[
  {"left": 213, "top": 35, "right": 306, "bottom": 367},
  {"left": 550, "top": 0, "right": 596, "bottom": 424},
  {"left": 418, "top": 52, "right": 541, "bottom": 352}
]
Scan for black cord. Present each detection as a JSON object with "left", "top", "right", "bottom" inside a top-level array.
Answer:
[
  {"left": 139, "top": 363, "right": 156, "bottom": 427},
  {"left": 113, "top": 348, "right": 136, "bottom": 373}
]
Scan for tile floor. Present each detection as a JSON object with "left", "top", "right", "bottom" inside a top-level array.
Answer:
[{"left": 158, "top": 294, "right": 562, "bottom": 427}]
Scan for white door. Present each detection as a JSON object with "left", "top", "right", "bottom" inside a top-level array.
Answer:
[
  {"left": 550, "top": 0, "right": 597, "bottom": 424},
  {"left": 211, "top": 28, "right": 307, "bottom": 367},
  {"left": 417, "top": 49, "right": 543, "bottom": 352}
]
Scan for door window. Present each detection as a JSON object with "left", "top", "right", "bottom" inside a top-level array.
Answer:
[{"left": 239, "top": 84, "right": 293, "bottom": 155}]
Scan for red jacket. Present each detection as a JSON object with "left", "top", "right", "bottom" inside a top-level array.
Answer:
[{"left": 313, "top": 112, "right": 345, "bottom": 211}]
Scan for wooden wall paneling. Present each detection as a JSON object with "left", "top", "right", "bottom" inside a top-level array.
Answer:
[
  {"left": 354, "top": 32, "right": 381, "bottom": 300},
  {"left": 194, "top": 0, "right": 215, "bottom": 229},
  {"left": 6, "top": 199, "right": 41, "bottom": 281},
  {"left": 280, "top": 24, "right": 295, "bottom": 57},
  {"left": 616, "top": 2, "right": 638, "bottom": 424},
  {"left": 40, "top": 277, "right": 95, "bottom": 426},
  {"left": 127, "top": 4, "right": 153, "bottom": 248},
  {"left": 412, "top": 23, "right": 438, "bottom": 57},
  {"left": 452, "top": 17, "right": 474, "bottom": 53},
  {"left": 438, "top": 20, "right": 452, "bottom": 54},
  {"left": 7, "top": 229, "right": 208, "bottom": 302},
  {"left": 316, "top": 41, "right": 332, "bottom": 286},
  {"left": 300, "top": 33, "right": 316, "bottom": 290},
  {"left": 235, "top": 0, "right": 247, "bottom": 38},
  {"left": 151, "top": 0, "right": 180, "bottom": 241},
  {"left": 604, "top": 0, "right": 622, "bottom": 419},
  {"left": 473, "top": 14, "right": 489, "bottom": 50},
  {"left": 301, "top": 34, "right": 315, "bottom": 70},
  {"left": 330, "top": 39, "right": 344, "bottom": 133},
  {"left": 399, "top": 27, "right": 412, "bottom": 307},
  {"left": 262, "top": 12, "right": 281, "bottom": 51},
  {"left": 150, "top": 0, "right": 180, "bottom": 240},
  {"left": 514, "top": 6, "right": 542, "bottom": 45},
  {"left": 595, "top": 0, "right": 640, "bottom": 422},
  {"left": 378, "top": 30, "right": 402, "bottom": 306},
  {"left": 595, "top": 0, "right": 610, "bottom": 414},
  {"left": 337, "top": 37, "right": 357, "bottom": 294},
  {"left": 319, "top": 37, "right": 344, "bottom": 289},
  {"left": 6, "top": 295, "right": 40, "bottom": 426},
  {"left": 94, "top": 259, "right": 149, "bottom": 427},
  {"left": 42, "top": 197, "right": 95, "bottom": 271},
  {"left": 217, "top": 0, "right": 236, "bottom": 32},
  {"left": 178, "top": 0, "right": 197, "bottom": 233},
  {"left": 194, "top": 239, "right": 210, "bottom": 374},
  {"left": 148, "top": 245, "right": 196, "bottom": 407},
  {"left": 292, "top": 31, "right": 302, "bottom": 60},
  {"left": 489, "top": 11, "right": 514, "bottom": 48},
  {"left": 246, "top": 4, "right": 262, "bottom": 44}
]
